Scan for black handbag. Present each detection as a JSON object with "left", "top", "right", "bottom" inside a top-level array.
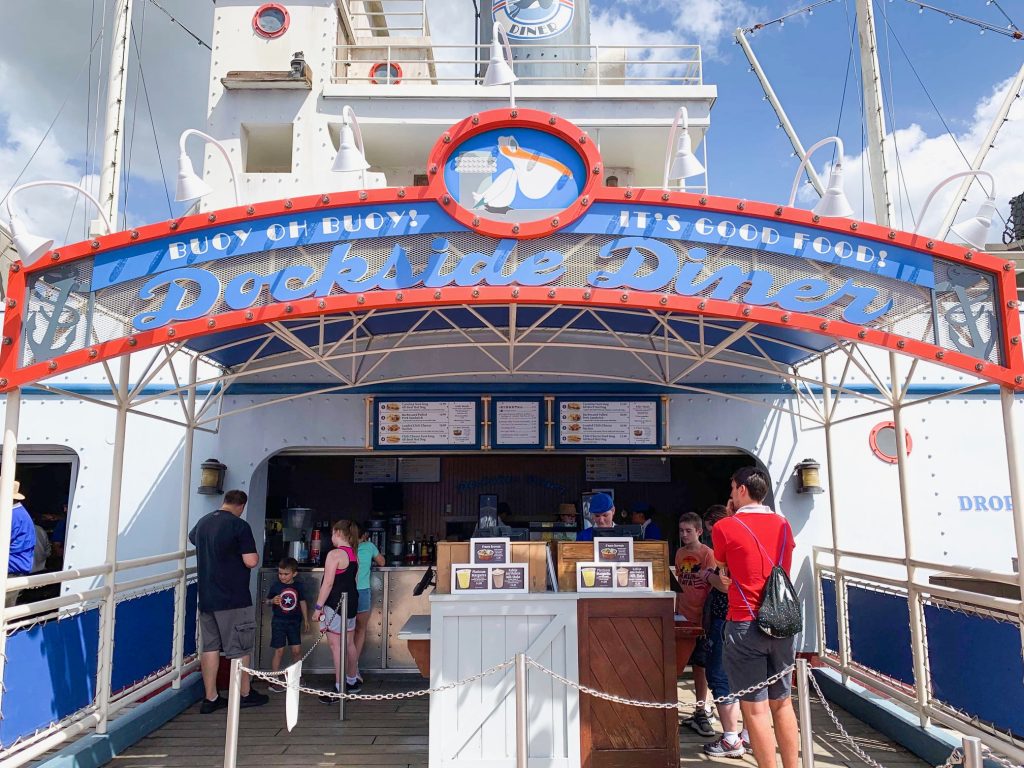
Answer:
[{"left": 733, "top": 518, "right": 802, "bottom": 639}]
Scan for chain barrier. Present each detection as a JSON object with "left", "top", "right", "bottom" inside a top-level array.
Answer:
[
  {"left": 239, "top": 658, "right": 515, "bottom": 701},
  {"left": 981, "top": 747, "right": 1024, "bottom": 768}
]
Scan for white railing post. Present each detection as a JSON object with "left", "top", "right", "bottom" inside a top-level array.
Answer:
[
  {"left": 1000, "top": 386, "right": 1024, "bottom": 664},
  {"left": 223, "top": 657, "right": 242, "bottom": 768},
  {"left": 889, "top": 352, "right": 930, "bottom": 727},
  {"left": 95, "top": 359, "right": 131, "bottom": 733},
  {"left": 0, "top": 388, "right": 22, "bottom": 717},
  {"left": 172, "top": 357, "right": 198, "bottom": 687},
  {"left": 962, "top": 736, "right": 983, "bottom": 768},
  {"left": 515, "top": 652, "right": 528, "bottom": 768},
  {"left": 594, "top": 44, "right": 600, "bottom": 87},
  {"left": 796, "top": 658, "right": 815, "bottom": 768}
]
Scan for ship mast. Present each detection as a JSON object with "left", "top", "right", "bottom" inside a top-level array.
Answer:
[
  {"left": 854, "top": 0, "right": 893, "bottom": 228},
  {"left": 92, "top": 0, "right": 134, "bottom": 235}
]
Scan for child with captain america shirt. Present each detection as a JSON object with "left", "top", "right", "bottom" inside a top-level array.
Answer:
[{"left": 264, "top": 557, "right": 309, "bottom": 690}]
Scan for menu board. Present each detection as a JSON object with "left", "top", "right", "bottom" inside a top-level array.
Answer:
[
  {"left": 470, "top": 538, "right": 509, "bottom": 565},
  {"left": 376, "top": 399, "right": 477, "bottom": 448},
  {"left": 557, "top": 399, "right": 658, "bottom": 447},
  {"left": 594, "top": 538, "right": 633, "bottom": 563},
  {"left": 585, "top": 456, "right": 628, "bottom": 482},
  {"left": 628, "top": 456, "right": 671, "bottom": 483},
  {"left": 576, "top": 561, "right": 653, "bottom": 592},
  {"left": 493, "top": 399, "right": 542, "bottom": 446},
  {"left": 451, "top": 562, "right": 529, "bottom": 593},
  {"left": 354, "top": 457, "right": 397, "bottom": 483},
  {"left": 397, "top": 457, "right": 441, "bottom": 483}
]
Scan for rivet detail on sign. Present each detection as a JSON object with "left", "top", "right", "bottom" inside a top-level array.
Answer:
[
  {"left": 812, "top": 215, "right": 820, "bottom": 223},
  {"left": 443, "top": 134, "right": 451, "bottom": 144},
  {"left": 284, "top": 200, "right": 293, "bottom": 209},
  {"left": 284, "top": 305, "right": 293, "bottom": 313},
  {"left": 698, "top": 301, "right": 707, "bottom": 310},
  {"left": 5, "top": 299, "right": 15, "bottom": 308},
  {"left": 0, "top": 379, "right": 7, "bottom": 387},
  {"left": 662, "top": 193, "right": 670, "bottom": 201},
  {"left": 621, "top": 293, "right": 629, "bottom": 302},
  {"left": 582, "top": 291, "right": 591, "bottom": 300},
  {"left": 51, "top": 253, "right": 60, "bottom": 261},
  {"left": 130, "top": 230, "right": 139, "bottom": 240},
  {"left": 433, "top": 291, "right": 441, "bottom": 299},
  {"left": 820, "top": 321, "right": 829, "bottom": 330},
  {"left": 936, "top": 350, "right": 944, "bottom": 359},
  {"left": 551, "top": 217, "right": 559, "bottom": 226},
  {"left": 927, "top": 241, "right": 935, "bottom": 249},
  {"left": 1004, "top": 262, "right": 1013, "bottom": 271},
  {"left": 91, "top": 240, "right": 100, "bottom": 249},
  {"left": 512, "top": 225, "right": 520, "bottom": 234},
  {"left": 396, "top": 293, "right": 404, "bottom": 301},
  {"left": 443, "top": 195, "right": 451, "bottom": 205},
  {"left": 247, "top": 206, "right": 255, "bottom": 215},
  {"left": 354, "top": 294, "right": 365, "bottom": 304},
  {"left": 472, "top": 217, "right": 480, "bottom": 226},
  {"left": 1010, "top": 336, "right": 1020, "bottom": 345},
  {"left": 128, "top": 337, "right": 138, "bottom": 347},
  {"left": 737, "top": 202, "right": 745, "bottom": 211},
  {"left": 430, "top": 164, "right": 438, "bottom": 174},
  {"left": 624, "top": 190, "right": 633, "bottom": 199},
  {"left": 578, "top": 135, "right": 587, "bottom": 144},
  {"left": 167, "top": 328, "right": 176, "bottom": 337},
  {"left": 742, "top": 306, "right": 751, "bottom": 316},
  {"left": 888, "top": 231, "right": 896, "bottom": 239},
  {"left": 208, "top": 319, "right": 216, "bottom": 328},
  {"left": 48, "top": 361, "right": 57, "bottom": 370},
  {"left": 471, "top": 289, "right": 479, "bottom": 298},
  {"left": 398, "top": 189, "right": 406, "bottom": 198},
  {"left": 1008, "top": 301, "right": 1018, "bottom": 309},
  {"left": 581, "top": 196, "right": 589, "bottom": 206},
  {"left": 775, "top": 207, "right": 783, "bottom": 216},
  {"left": 510, "top": 110, "right": 518, "bottom": 118},
  {"left": 170, "top": 221, "right": 179, "bottom": 230},
  {"left": 1016, "top": 376, "right": 1023, "bottom": 384},
  {"left": 975, "top": 363, "right": 985, "bottom": 372},
  {"left": 549, "top": 115, "right": 557, "bottom": 125},
  {"left": 592, "top": 165, "right": 601, "bottom": 175},
  {"left": 897, "top": 339, "right": 905, "bottom": 349},
  {"left": 548, "top": 289, "right": 556, "bottom": 298},
  {"left": 321, "top": 195, "right": 330, "bottom": 203},
  {"left": 659, "top": 296, "right": 668, "bottom": 305},
  {"left": 1, "top": 337, "right": 11, "bottom": 346},
  {"left": 850, "top": 222, "right": 858, "bottom": 230},
  {"left": 471, "top": 115, "right": 479, "bottom": 125},
  {"left": 858, "top": 329, "right": 867, "bottom": 339},
  {"left": 318, "top": 300, "right": 326, "bottom": 310},
  {"left": 964, "top": 252, "right": 972, "bottom": 260},
  {"left": 780, "top": 313, "right": 789, "bottom": 322},
  {"left": 359, "top": 191, "right": 368, "bottom": 200},
  {"left": 699, "top": 197, "right": 707, "bottom": 205},
  {"left": 246, "top": 311, "right": 254, "bottom": 320},
  {"left": 10, "top": 263, "right": 19, "bottom": 272},
  {"left": 208, "top": 213, "right": 216, "bottom": 222},
  {"left": 88, "top": 349, "right": 98, "bottom": 358},
  {"left": 512, "top": 288, "right": 520, "bottom": 298}
]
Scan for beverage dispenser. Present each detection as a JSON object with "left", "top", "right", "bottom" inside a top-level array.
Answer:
[
  {"left": 388, "top": 514, "right": 406, "bottom": 567},
  {"left": 367, "top": 517, "right": 387, "bottom": 559},
  {"left": 283, "top": 507, "right": 313, "bottom": 563}
]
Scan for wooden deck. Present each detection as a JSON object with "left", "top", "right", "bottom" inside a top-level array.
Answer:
[{"left": 108, "top": 673, "right": 931, "bottom": 768}]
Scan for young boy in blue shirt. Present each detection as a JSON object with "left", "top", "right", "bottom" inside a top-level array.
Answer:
[{"left": 264, "top": 557, "right": 309, "bottom": 690}]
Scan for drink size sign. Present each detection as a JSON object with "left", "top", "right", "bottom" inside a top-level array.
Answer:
[
  {"left": 452, "top": 563, "right": 529, "bottom": 593},
  {"left": 576, "top": 561, "right": 653, "bottom": 592}
]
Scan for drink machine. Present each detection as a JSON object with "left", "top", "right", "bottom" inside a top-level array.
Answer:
[
  {"left": 283, "top": 507, "right": 313, "bottom": 563},
  {"left": 367, "top": 517, "right": 387, "bottom": 558},
  {"left": 387, "top": 514, "right": 406, "bottom": 566}
]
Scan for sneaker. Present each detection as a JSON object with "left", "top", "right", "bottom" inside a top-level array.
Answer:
[
  {"left": 268, "top": 683, "right": 285, "bottom": 693},
  {"left": 703, "top": 736, "right": 745, "bottom": 758},
  {"left": 318, "top": 691, "right": 336, "bottom": 704},
  {"left": 345, "top": 680, "right": 363, "bottom": 694},
  {"left": 688, "top": 709, "right": 715, "bottom": 737},
  {"left": 239, "top": 689, "right": 269, "bottom": 708},
  {"left": 199, "top": 696, "right": 227, "bottom": 714},
  {"left": 741, "top": 729, "right": 753, "bottom": 754}
]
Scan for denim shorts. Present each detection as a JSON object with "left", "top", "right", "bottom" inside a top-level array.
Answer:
[
  {"left": 321, "top": 605, "right": 356, "bottom": 634},
  {"left": 723, "top": 620, "right": 794, "bottom": 702},
  {"left": 357, "top": 588, "right": 371, "bottom": 613},
  {"left": 270, "top": 619, "right": 301, "bottom": 649},
  {"left": 685, "top": 635, "right": 707, "bottom": 668}
]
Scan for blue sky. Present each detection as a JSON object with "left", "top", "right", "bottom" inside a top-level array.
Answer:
[{"left": 2, "top": 0, "right": 1022, "bottom": 247}]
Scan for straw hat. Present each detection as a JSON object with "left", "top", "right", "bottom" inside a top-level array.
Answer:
[
  {"left": 12, "top": 481, "right": 24, "bottom": 501},
  {"left": 557, "top": 503, "right": 577, "bottom": 517}
]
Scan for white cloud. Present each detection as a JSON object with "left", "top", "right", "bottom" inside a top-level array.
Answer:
[{"left": 810, "top": 73, "right": 1024, "bottom": 243}]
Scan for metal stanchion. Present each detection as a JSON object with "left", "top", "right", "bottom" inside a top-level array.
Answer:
[
  {"left": 796, "top": 658, "right": 815, "bottom": 768},
  {"left": 515, "top": 652, "right": 528, "bottom": 768},
  {"left": 338, "top": 593, "right": 347, "bottom": 722},
  {"left": 962, "top": 737, "right": 983, "bottom": 768},
  {"left": 223, "top": 658, "right": 243, "bottom": 768}
]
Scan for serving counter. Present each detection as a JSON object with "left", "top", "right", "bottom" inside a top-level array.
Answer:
[{"left": 255, "top": 566, "right": 429, "bottom": 673}]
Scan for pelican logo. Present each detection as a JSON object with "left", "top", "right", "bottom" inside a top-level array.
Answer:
[
  {"left": 444, "top": 127, "right": 586, "bottom": 224},
  {"left": 493, "top": 0, "right": 574, "bottom": 40}
]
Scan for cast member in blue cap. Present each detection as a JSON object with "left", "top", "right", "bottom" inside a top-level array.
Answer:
[
  {"left": 630, "top": 502, "right": 663, "bottom": 540},
  {"left": 576, "top": 493, "right": 615, "bottom": 542}
]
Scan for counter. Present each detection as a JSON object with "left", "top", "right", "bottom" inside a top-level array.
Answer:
[{"left": 255, "top": 566, "right": 430, "bottom": 673}]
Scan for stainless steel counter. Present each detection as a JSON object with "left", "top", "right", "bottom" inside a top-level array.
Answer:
[{"left": 255, "top": 566, "right": 430, "bottom": 673}]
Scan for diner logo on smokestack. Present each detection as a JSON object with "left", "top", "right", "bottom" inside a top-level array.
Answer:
[{"left": 493, "top": 0, "right": 574, "bottom": 40}]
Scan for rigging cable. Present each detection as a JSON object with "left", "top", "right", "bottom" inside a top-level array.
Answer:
[
  {"left": 877, "top": 7, "right": 1010, "bottom": 231},
  {"left": 877, "top": 0, "right": 914, "bottom": 230},
  {"left": 64, "top": 0, "right": 101, "bottom": 245},
  {"left": 147, "top": 0, "right": 212, "bottom": 49},
  {"left": 986, "top": 0, "right": 1020, "bottom": 35},
  {"left": 830, "top": 0, "right": 857, "bottom": 168},
  {"left": 905, "top": 1, "right": 1022, "bottom": 40},
  {"left": 122, "top": 0, "right": 148, "bottom": 230},
  {"left": 0, "top": 24, "right": 108, "bottom": 210},
  {"left": 742, "top": 0, "right": 836, "bottom": 35}
]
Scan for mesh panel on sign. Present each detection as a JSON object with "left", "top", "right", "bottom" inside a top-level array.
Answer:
[{"left": 15, "top": 231, "right": 1003, "bottom": 370}]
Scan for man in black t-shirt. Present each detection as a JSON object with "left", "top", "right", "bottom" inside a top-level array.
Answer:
[{"left": 188, "top": 489, "right": 268, "bottom": 713}]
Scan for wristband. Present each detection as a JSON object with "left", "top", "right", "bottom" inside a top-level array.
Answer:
[{"left": 314, "top": 603, "right": 323, "bottom": 611}]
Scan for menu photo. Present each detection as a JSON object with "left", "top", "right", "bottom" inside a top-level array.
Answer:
[
  {"left": 576, "top": 562, "right": 616, "bottom": 591},
  {"left": 451, "top": 562, "right": 529, "bottom": 593},
  {"left": 451, "top": 566, "right": 491, "bottom": 592},
  {"left": 489, "top": 563, "right": 528, "bottom": 593},
  {"left": 470, "top": 538, "right": 510, "bottom": 565},
  {"left": 594, "top": 537, "right": 633, "bottom": 563},
  {"left": 614, "top": 563, "right": 654, "bottom": 592}
]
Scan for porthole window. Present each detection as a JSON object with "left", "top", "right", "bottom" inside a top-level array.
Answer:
[
  {"left": 869, "top": 421, "right": 913, "bottom": 464},
  {"left": 253, "top": 3, "right": 289, "bottom": 38},
  {"left": 369, "top": 62, "right": 402, "bottom": 85}
]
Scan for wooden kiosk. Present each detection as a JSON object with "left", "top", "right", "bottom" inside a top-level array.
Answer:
[{"left": 420, "top": 540, "right": 679, "bottom": 768}]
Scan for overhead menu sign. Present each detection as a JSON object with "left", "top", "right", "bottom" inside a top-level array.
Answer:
[
  {"left": 375, "top": 398, "right": 478, "bottom": 449},
  {"left": 586, "top": 456, "right": 627, "bottom": 482},
  {"left": 628, "top": 456, "right": 671, "bottom": 483},
  {"left": 398, "top": 457, "right": 441, "bottom": 482},
  {"left": 493, "top": 399, "right": 543, "bottom": 447},
  {"left": 556, "top": 399, "right": 659, "bottom": 448},
  {"left": 354, "top": 457, "right": 398, "bottom": 483}
]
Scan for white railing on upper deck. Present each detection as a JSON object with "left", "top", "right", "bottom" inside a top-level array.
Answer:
[
  {"left": 333, "top": 43, "right": 703, "bottom": 87},
  {"left": 343, "top": 0, "right": 427, "bottom": 38}
]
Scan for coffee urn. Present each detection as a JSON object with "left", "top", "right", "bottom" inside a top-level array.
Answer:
[{"left": 387, "top": 514, "right": 406, "bottom": 566}]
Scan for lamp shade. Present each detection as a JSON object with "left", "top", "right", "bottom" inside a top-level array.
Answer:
[
  {"left": 667, "top": 131, "right": 705, "bottom": 180},
  {"left": 175, "top": 151, "right": 213, "bottom": 202},
  {"left": 483, "top": 37, "right": 517, "bottom": 87},
  {"left": 12, "top": 224, "right": 54, "bottom": 265},
  {"left": 812, "top": 165, "right": 854, "bottom": 218},
  {"left": 332, "top": 121, "right": 370, "bottom": 172},
  {"left": 948, "top": 196, "right": 996, "bottom": 249}
]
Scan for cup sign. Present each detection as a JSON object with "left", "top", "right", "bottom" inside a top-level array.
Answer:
[
  {"left": 451, "top": 562, "right": 529, "bottom": 593},
  {"left": 594, "top": 538, "right": 633, "bottom": 563},
  {"left": 576, "top": 561, "right": 653, "bottom": 592},
  {"left": 471, "top": 538, "right": 510, "bottom": 565}
]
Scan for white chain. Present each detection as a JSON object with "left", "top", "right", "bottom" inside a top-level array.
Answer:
[
  {"left": 526, "top": 658, "right": 795, "bottom": 710},
  {"left": 239, "top": 658, "right": 515, "bottom": 701},
  {"left": 982, "top": 747, "right": 1024, "bottom": 768},
  {"left": 250, "top": 630, "right": 328, "bottom": 675},
  {"left": 807, "top": 666, "right": 965, "bottom": 768}
]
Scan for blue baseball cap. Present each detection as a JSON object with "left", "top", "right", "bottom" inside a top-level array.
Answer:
[{"left": 589, "top": 493, "right": 614, "bottom": 515}]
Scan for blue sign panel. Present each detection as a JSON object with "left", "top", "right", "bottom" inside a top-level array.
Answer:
[
  {"left": 554, "top": 396, "right": 661, "bottom": 449},
  {"left": 374, "top": 397, "right": 482, "bottom": 451},
  {"left": 443, "top": 128, "right": 586, "bottom": 224}
]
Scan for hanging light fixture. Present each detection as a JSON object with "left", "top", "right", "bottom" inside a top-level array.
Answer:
[
  {"left": 662, "top": 106, "right": 706, "bottom": 191},
  {"left": 786, "top": 136, "right": 854, "bottom": 218},
  {"left": 4, "top": 181, "right": 112, "bottom": 266},
  {"left": 332, "top": 105, "right": 371, "bottom": 174},
  {"left": 176, "top": 129, "right": 240, "bottom": 205},
  {"left": 914, "top": 170, "right": 997, "bottom": 250},
  {"left": 482, "top": 22, "right": 518, "bottom": 106}
]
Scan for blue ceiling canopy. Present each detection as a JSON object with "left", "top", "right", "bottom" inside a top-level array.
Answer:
[{"left": 183, "top": 304, "right": 834, "bottom": 380}]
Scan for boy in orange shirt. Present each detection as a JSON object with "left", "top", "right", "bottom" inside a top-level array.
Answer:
[{"left": 675, "top": 512, "right": 717, "bottom": 737}]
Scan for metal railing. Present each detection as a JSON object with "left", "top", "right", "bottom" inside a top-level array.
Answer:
[
  {"left": 332, "top": 43, "right": 703, "bottom": 87},
  {"left": 0, "top": 549, "right": 198, "bottom": 767},
  {"left": 342, "top": 0, "right": 427, "bottom": 38},
  {"left": 812, "top": 545, "right": 1024, "bottom": 763}
]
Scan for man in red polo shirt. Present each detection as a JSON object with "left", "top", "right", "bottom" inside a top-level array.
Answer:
[{"left": 712, "top": 467, "right": 797, "bottom": 768}]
